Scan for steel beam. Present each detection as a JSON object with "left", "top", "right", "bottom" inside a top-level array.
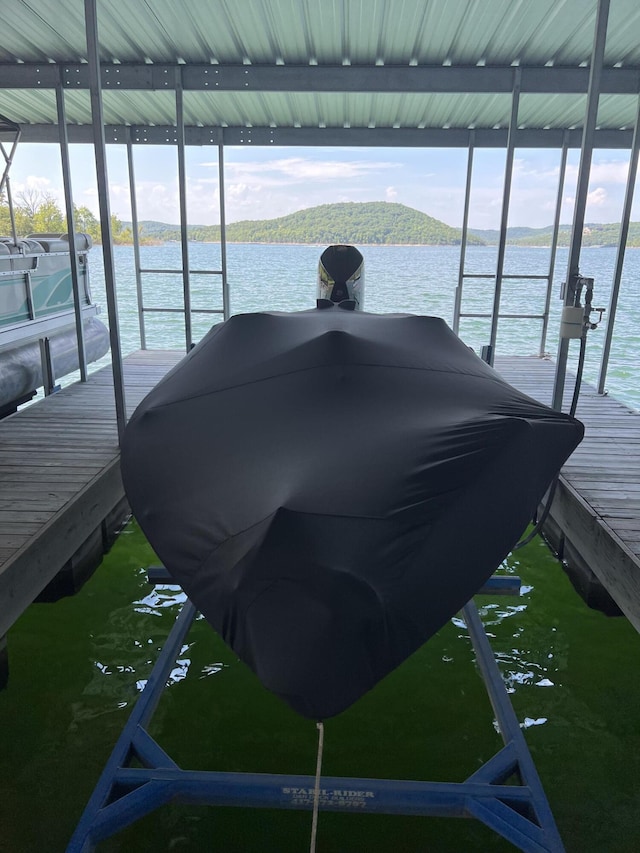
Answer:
[
  {"left": 56, "top": 75, "right": 88, "bottom": 382},
  {"left": 488, "top": 68, "right": 521, "bottom": 365},
  {"left": 175, "top": 68, "right": 192, "bottom": 351},
  {"left": 541, "top": 132, "right": 570, "bottom": 356},
  {"left": 83, "top": 0, "right": 127, "bottom": 441},
  {"left": 1, "top": 61, "right": 638, "bottom": 95},
  {"left": 453, "top": 131, "right": 474, "bottom": 334},
  {"left": 552, "top": 0, "right": 610, "bottom": 411},
  {"left": 15, "top": 123, "right": 636, "bottom": 150},
  {"left": 126, "top": 131, "right": 146, "bottom": 349},
  {"left": 597, "top": 92, "right": 640, "bottom": 394},
  {"left": 218, "top": 136, "right": 230, "bottom": 321}
]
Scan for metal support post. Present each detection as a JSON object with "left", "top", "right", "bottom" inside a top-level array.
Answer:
[
  {"left": 84, "top": 0, "right": 127, "bottom": 441},
  {"left": 488, "top": 67, "right": 521, "bottom": 366},
  {"left": 218, "top": 135, "right": 230, "bottom": 321},
  {"left": 39, "top": 337, "right": 59, "bottom": 396},
  {"left": 69, "top": 577, "right": 563, "bottom": 853},
  {"left": 126, "top": 131, "right": 146, "bottom": 349},
  {"left": 0, "top": 116, "right": 20, "bottom": 246},
  {"left": 0, "top": 634, "right": 7, "bottom": 690},
  {"left": 175, "top": 68, "right": 193, "bottom": 351},
  {"left": 541, "top": 132, "right": 570, "bottom": 357},
  {"left": 56, "top": 74, "right": 88, "bottom": 381},
  {"left": 453, "top": 131, "right": 474, "bottom": 335},
  {"left": 597, "top": 92, "right": 640, "bottom": 394},
  {"left": 552, "top": 0, "right": 610, "bottom": 411}
]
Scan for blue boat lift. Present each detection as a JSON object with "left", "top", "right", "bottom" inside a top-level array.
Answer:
[{"left": 67, "top": 572, "right": 564, "bottom": 852}]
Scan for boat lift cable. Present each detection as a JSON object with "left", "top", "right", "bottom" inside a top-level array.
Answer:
[{"left": 513, "top": 278, "right": 601, "bottom": 551}]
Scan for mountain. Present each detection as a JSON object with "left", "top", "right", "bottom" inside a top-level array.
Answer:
[
  {"left": 468, "top": 226, "right": 558, "bottom": 244},
  {"left": 133, "top": 202, "right": 484, "bottom": 246},
  {"left": 470, "top": 223, "right": 640, "bottom": 248}
]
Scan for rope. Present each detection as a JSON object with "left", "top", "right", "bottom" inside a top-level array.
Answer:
[{"left": 309, "top": 720, "right": 325, "bottom": 853}]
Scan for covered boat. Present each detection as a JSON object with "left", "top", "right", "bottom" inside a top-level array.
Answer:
[{"left": 121, "top": 305, "right": 583, "bottom": 720}]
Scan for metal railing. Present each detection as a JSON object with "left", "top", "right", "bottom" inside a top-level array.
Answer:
[{"left": 453, "top": 272, "right": 555, "bottom": 358}]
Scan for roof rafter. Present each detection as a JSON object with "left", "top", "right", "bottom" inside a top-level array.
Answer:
[{"left": 1, "top": 61, "right": 639, "bottom": 95}]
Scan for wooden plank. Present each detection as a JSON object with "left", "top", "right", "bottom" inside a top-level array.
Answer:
[{"left": 0, "top": 348, "right": 184, "bottom": 636}]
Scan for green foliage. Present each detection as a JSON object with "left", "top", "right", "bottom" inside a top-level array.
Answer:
[
  {"left": 134, "top": 202, "right": 484, "bottom": 246},
  {"left": 0, "top": 193, "right": 152, "bottom": 244},
  {"left": 470, "top": 222, "right": 640, "bottom": 248}
]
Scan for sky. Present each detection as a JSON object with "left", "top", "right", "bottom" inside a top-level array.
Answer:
[{"left": 6, "top": 142, "right": 640, "bottom": 231}]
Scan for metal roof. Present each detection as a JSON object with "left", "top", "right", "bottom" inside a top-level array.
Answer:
[{"left": 0, "top": 0, "right": 639, "bottom": 146}]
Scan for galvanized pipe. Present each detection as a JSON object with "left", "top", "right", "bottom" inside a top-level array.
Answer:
[
  {"left": 56, "top": 74, "right": 88, "bottom": 381},
  {"left": 126, "top": 131, "right": 146, "bottom": 349},
  {"left": 597, "top": 92, "right": 640, "bottom": 394},
  {"left": 218, "top": 135, "right": 230, "bottom": 321},
  {"left": 552, "top": 0, "right": 610, "bottom": 411},
  {"left": 541, "top": 131, "right": 570, "bottom": 356},
  {"left": 175, "top": 68, "right": 193, "bottom": 351},
  {"left": 488, "top": 68, "right": 521, "bottom": 365},
  {"left": 453, "top": 130, "right": 474, "bottom": 335},
  {"left": 84, "top": 0, "right": 127, "bottom": 441}
]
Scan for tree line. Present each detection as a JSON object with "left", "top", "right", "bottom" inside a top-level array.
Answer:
[{"left": 0, "top": 189, "right": 151, "bottom": 244}]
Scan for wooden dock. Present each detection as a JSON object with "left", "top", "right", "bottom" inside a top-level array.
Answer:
[
  {"left": 0, "top": 349, "right": 183, "bottom": 641},
  {"left": 1, "top": 351, "right": 639, "bottom": 650},
  {"left": 495, "top": 355, "right": 640, "bottom": 629}
]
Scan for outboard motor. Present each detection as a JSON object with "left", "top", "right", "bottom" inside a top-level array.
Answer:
[{"left": 317, "top": 244, "right": 364, "bottom": 310}]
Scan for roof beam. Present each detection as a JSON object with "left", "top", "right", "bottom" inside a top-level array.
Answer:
[
  {"left": 15, "top": 123, "right": 635, "bottom": 149},
  {"left": 1, "top": 62, "right": 639, "bottom": 95}
]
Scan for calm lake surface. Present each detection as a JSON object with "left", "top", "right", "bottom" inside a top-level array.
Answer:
[
  {"left": 88, "top": 241, "right": 640, "bottom": 411},
  {"left": 2, "top": 242, "right": 640, "bottom": 851}
]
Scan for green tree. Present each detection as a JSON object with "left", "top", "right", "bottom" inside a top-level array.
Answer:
[
  {"left": 73, "top": 205, "right": 101, "bottom": 240},
  {"left": 32, "top": 197, "right": 65, "bottom": 233}
]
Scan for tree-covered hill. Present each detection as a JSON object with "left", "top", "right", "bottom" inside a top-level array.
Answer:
[
  {"left": 470, "top": 222, "right": 640, "bottom": 248},
  {"left": 136, "top": 202, "right": 484, "bottom": 246}
]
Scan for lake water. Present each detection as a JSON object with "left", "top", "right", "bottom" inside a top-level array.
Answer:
[
  {"left": 2, "top": 242, "right": 640, "bottom": 851},
  {"left": 87, "top": 241, "right": 640, "bottom": 412}
]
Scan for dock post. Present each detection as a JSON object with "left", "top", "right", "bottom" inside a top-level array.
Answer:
[
  {"left": 0, "top": 634, "right": 8, "bottom": 690},
  {"left": 552, "top": 0, "right": 610, "bottom": 411}
]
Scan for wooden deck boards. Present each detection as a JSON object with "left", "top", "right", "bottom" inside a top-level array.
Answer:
[
  {"left": 494, "top": 355, "right": 640, "bottom": 628},
  {"left": 1, "top": 350, "right": 640, "bottom": 638},
  {"left": 0, "top": 349, "right": 184, "bottom": 637}
]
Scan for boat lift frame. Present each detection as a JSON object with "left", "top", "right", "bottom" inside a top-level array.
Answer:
[{"left": 67, "top": 573, "right": 564, "bottom": 852}]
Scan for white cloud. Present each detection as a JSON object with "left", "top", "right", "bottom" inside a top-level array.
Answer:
[
  {"left": 586, "top": 186, "right": 608, "bottom": 207},
  {"left": 567, "top": 160, "right": 630, "bottom": 185},
  {"left": 385, "top": 186, "right": 398, "bottom": 200}
]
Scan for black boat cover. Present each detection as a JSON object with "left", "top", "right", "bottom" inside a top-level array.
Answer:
[{"left": 121, "top": 307, "right": 583, "bottom": 719}]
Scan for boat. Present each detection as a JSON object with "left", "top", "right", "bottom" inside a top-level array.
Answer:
[
  {"left": 0, "top": 114, "right": 109, "bottom": 418},
  {"left": 121, "top": 252, "right": 584, "bottom": 720}
]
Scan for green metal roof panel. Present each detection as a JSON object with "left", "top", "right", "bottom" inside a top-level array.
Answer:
[
  {"left": 1, "top": 0, "right": 639, "bottom": 66},
  {"left": 1, "top": 0, "right": 639, "bottom": 143}
]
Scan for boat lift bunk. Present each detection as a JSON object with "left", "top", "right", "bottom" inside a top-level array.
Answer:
[{"left": 67, "top": 570, "right": 565, "bottom": 853}]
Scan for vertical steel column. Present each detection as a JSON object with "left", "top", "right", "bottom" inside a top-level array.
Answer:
[
  {"left": 552, "top": 0, "right": 610, "bottom": 410},
  {"left": 453, "top": 130, "right": 474, "bottom": 335},
  {"left": 126, "top": 130, "right": 146, "bottom": 349},
  {"left": 488, "top": 67, "right": 521, "bottom": 366},
  {"left": 597, "top": 93, "right": 640, "bottom": 394},
  {"left": 56, "top": 73, "right": 88, "bottom": 381},
  {"left": 541, "top": 131, "right": 570, "bottom": 356},
  {"left": 175, "top": 68, "right": 192, "bottom": 351},
  {"left": 0, "top": 119, "right": 20, "bottom": 246},
  {"left": 218, "top": 134, "right": 230, "bottom": 321},
  {"left": 84, "top": 0, "right": 127, "bottom": 441}
]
